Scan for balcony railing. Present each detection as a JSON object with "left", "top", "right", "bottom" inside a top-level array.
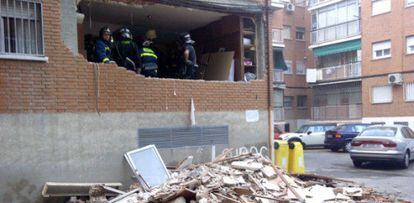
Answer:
[
  {"left": 317, "top": 61, "right": 361, "bottom": 82},
  {"left": 285, "top": 108, "right": 310, "bottom": 120},
  {"left": 272, "top": 28, "right": 283, "bottom": 45},
  {"left": 311, "top": 19, "right": 360, "bottom": 45},
  {"left": 311, "top": 104, "right": 362, "bottom": 120},
  {"left": 309, "top": 0, "right": 333, "bottom": 7},
  {"left": 273, "top": 69, "right": 284, "bottom": 83},
  {"left": 274, "top": 107, "right": 284, "bottom": 121}
]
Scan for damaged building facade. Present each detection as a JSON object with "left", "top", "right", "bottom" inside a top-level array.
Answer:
[{"left": 0, "top": 0, "right": 286, "bottom": 201}]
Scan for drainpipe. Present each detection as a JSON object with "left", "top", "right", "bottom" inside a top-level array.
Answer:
[{"left": 265, "top": 0, "right": 274, "bottom": 161}]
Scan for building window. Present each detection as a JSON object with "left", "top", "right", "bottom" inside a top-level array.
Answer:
[
  {"left": 297, "top": 95, "right": 307, "bottom": 108},
  {"left": 296, "top": 27, "right": 305, "bottom": 40},
  {"left": 406, "top": 0, "right": 414, "bottom": 7},
  {"left": 372, "top": 0, "right": 391, "bottom": 16},
  {"left": 407, "top": 36, "right": 414, "bottom": 54},
  {"left": 295, "top": 0, "right": 306, "bottom": 7},
  {"left": 372, "top": 85, "right": 393, "bottom": 104},
  {"left": 285, "top": 60, "right": 292, "bottom": 74},
  {"left": 284, "top": 96, "right": 294, "bottom": 108},
  {"left": 372, "top": 40, "right": 391, "bottom": 59},
  {"left": 273, "top": 90, "right": 284, "bottom": 107},
  {"left": 0, "top": 0, "right": 44, "bottom": 56},
  {"left": 283, "top": 25, "right": 291, "bottom": 40},
  {"left": 405, "top": 82, "right": 414, "bottom": 101},
  {"left": 296, "top": 60, "right": 306, "bottom": 75}
]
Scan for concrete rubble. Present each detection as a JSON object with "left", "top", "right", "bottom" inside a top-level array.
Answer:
[{"left": 88, "top": 153, "right": 407, "bottom": 203}]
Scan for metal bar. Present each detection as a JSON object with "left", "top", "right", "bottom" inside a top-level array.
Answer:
[
  {"left": 40, "top": 1, "right": 44, "bottom": 55},
  {"left": 13, "top": 0, "right": 18, "bottom": 53},
  {"left": 27, "top": 1, "right": 31, "bottom": 54},
  {"left": 34, "top": 2, "right": 38, "bottom": 55},
  {"left": 21, "top": 0, "right": 25, "bottom": 53},
  {"left": 6, "top": 0, "right": 11, "bottom": 53}
]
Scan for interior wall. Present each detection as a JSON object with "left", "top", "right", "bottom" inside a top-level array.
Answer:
[
  {"left": 191, "top": 15, "right": 242, "bottom": 80},
  {"left": 60, "top": 0, "right": 78, "bottom": 54}
]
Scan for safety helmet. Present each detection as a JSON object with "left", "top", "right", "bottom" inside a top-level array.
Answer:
[
  {"left": 120, "top": 28, "right": 132, "bottom": 40},
  {"left": 142, "top": 40, "right": 153, "bottom": 47},
  {"left": 180, "top": 32, "right": 195, "bottom": 44},
  {"left": 146, "top": 29, "right": 157, "bottom": 40},
  {"left": 99, "top": 27, "right": 111, "bottom": 39}
]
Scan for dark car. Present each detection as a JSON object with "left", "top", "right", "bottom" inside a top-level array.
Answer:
[{"left": 325, "top": 123, "right": 371, "bottom": 152}]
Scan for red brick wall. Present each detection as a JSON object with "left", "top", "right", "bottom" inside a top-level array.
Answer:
[
  {"left": 361, "top": 0, "right": 414, "bottom": 117},
  {"left": 0, "top": 0, "right": 270, "bottom": 113}
]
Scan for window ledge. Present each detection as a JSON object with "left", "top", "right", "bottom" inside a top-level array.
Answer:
[
  {"left": 0, "top": 54, "right": 48, "bottom": 62},
  {"left": 407, "top": 52, "right": 414, "bottom": 56},
  {"left": 371, "top": 101, "right": 393, "bottom": 105},
  {"left": 371, "top": 11, "right": 391, "bottom": 17},
  {"left": 372, "top": 56, "right": 391, "bottom": 61}
]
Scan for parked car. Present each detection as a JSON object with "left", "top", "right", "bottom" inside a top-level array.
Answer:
[
  {"left": 279, "top": 123, "right": 337, "bottom": 148},
  {"left": 325, "top": 123, "right": 372, "bottom": 152},
  {"left": 349, "top": 125, "right": 414, "bottom": 169}
]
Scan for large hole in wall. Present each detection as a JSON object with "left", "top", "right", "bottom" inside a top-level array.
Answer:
[{"left": 77, "top": 0, "right": 261, "bottom": 81}]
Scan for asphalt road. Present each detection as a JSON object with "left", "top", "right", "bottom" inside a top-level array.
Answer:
[{"left": 304, "top": 149, "right": 414, "bottom": 201}]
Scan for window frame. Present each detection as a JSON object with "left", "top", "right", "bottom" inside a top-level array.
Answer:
[
  {"left": 0, "top": 0, "right": 46, "bottom": 61},
  {"left": 407, "top": 36, "right": 414, "bottom": 55},
  {"left": 295, "top": 27, "right": 305, "bottom": 41},
  {"left": 371, "top": 85, "right": 393, "bottom": 104},
  {"left": 283, "top": 96, "right": 294, "bottom": 109},
  {"left": 284, "top": 60, "right": 293, "bottom": 74},
  {"left": 404, "top": 82, "right": 414, "bottom": 102},
  {"left": 296, "top": 95, "right": 307, "bottom": 109},
  {"left": 372, "top": 40, "right": 391, "bottom": 60},
  {"left": 372, "top": 0, "right": 391, "bottom": 16},
  {"left": 406, "top": 0, "right": 414, "bottom": 7},
  {"left": 283, "top": 25, "right": 292, "bottom": 40},
  {"left": 295, "top": 59, "right": 306, "bottom": 75}
]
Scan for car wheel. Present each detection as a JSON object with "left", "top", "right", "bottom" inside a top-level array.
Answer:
[
  {"left": 288, "top": 139, "right": 305, "bottom": 149},
  {"left": 343, "top": 141, "right": 352, "bottom": 153},
  {"left": 353, "top": 160, "right": 363, "bottom": 168},
  {"left": 400, "top": 152, "right": 410, "bottom": 169},
  {"left": 330, "top": 147, "right": 339, "bottom": 152}
]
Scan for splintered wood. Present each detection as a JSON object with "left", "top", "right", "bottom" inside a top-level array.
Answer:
[{"left": 101, "top": 153, "right": 406, "bottom": 203}]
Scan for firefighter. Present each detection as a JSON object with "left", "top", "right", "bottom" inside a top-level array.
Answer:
[
  {"left": 180, "top": 33, "right": 198, "bottom": 79},
  {"left": 113, "top": 27, "right": 141, "bottom": 72},
  {"left": 95, "top": 27, "right": 114, "bottom": 64},
  {"left": 139, "top": 39, "right": 158, "bottom": 77}
]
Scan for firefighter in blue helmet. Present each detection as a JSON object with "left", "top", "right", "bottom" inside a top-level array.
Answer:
[
  {"left": 139, "top": 38, "right": 158, "bottom": 77},
  {"left": 113, "top": 28, "right": 141, "bottom": 72},
  {"left": 95, "top": 27, "right": 114, "bottom": 64}
]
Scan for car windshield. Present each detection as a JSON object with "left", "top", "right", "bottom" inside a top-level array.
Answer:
[
  {"left": 296, "top": 126, "right": 309, "bottom": 133},
  {"left": 359, "top": 127, "right": 397, "bottom": 137}
]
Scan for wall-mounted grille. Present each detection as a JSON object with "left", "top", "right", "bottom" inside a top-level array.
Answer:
[{"left": 138, "top": 126, "right": 229, "bottom": 148}]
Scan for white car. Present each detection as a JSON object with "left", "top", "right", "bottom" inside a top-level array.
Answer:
[{"left": 279, "top": 123, "right": 337, "bottom": 148}]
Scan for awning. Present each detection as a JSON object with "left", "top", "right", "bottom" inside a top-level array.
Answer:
[
  {"left": 313, "top": 39, "right": 361, "bottom": 57},
  {"left": 273, "top": 48, "right": 288, "bottom": 70}
]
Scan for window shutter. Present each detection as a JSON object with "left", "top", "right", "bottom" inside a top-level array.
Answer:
[
  {"left": 372, "top": 85, "right": 392, "bottom": 103},
  {"left": 405, "top": 82, "right": 414, "bottom": 101}
]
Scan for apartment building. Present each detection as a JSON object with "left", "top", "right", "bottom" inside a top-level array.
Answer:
[
  {"left": 0, "top": 0, "right": 282, "bottom": 200},
  {"left": 306, "top": 0, "right": 362, "bottom": 123},
  {"left": 361, "top": 0, "right": 414, "bottom": 128},
  {"left": 271, "top": 0, "right": 313, "bottom": 131}
]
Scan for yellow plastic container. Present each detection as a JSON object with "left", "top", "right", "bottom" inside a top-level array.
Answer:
[
  {"left": 274, "top": 140, "right": 289, "bottom": 171},
  {"left": 288, "top": 142, "right": 305, "bottom": 174}
]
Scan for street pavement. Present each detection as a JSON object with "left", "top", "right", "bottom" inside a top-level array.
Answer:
[{"left": 305, "top": 149, "right": 414, "bottom": 201}]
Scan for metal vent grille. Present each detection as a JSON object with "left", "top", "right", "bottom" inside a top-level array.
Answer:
[{"left": 138, "top": 126, "right": 229, "bottom": 148}]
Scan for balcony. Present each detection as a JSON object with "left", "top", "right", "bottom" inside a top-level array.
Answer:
[
  {"left": 311, "top": 20, "right": 360, "bottom": 46},
  {"left": 274, "top": 107, "right": 284, "bottom": 121},
  {"left": 271, "top": 0, "right": 286, "bottom": 8},
  {"left": 316, "top": 61, "right": 361, "bottom": 82},
  {"left": 308, "top": 0, "right": 338, "bottom": 9},
  {"left": 273, "top": 69, "right": 284, "bottom": 83},
  {"left": 272, "top": 28, "right": 284, "bottom": 47},
  {"left": 311, "top": 104, "right": 362, "bottom": 120},
  {"left": 285, "top": 108, "right": 310, "bottom": 120}
]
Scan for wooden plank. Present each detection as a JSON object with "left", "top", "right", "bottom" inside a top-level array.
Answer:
[{"left": 41, "top": 182, "right": 122, "bottom": 197}]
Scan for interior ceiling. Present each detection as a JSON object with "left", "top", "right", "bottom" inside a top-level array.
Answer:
[{"left": 79, "top": 1, "right": 228, "bottom": 32}]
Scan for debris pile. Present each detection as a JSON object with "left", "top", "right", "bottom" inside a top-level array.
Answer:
[{"left": 98, "top": 153, "right": 402, "bottom": 203}]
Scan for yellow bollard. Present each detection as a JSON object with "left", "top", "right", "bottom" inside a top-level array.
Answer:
[
  {"left": 274, "top": 140, "right": 289, "bottom": 171},
  {"left": 288, "top": 142, "right": 305, "bottom": 174}
]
